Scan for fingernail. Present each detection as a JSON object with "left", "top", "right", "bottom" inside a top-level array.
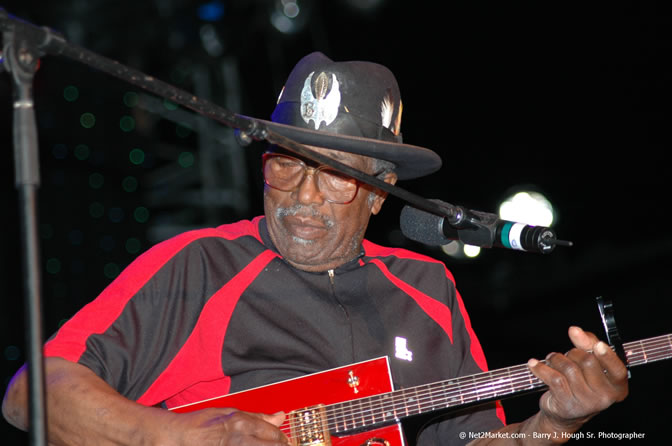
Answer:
[
  {"left": 595, "top": 341, "right": 609, "bottom": 355},
  {"left": 528, "top": 358, "right": 539, "bottom": 367}
]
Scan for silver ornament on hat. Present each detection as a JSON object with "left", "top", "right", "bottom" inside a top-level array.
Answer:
[{"left": 300, "top": 71, "right": 341, "bottom": 130}]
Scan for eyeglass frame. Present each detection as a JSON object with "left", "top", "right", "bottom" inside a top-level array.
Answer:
[{"left": 262, "top": 152, "right": 381, "bottom": 204}]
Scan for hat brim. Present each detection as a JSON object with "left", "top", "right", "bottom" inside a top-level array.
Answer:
[{"left": 246, "top": 117, "right": 442, "bottom": 180}]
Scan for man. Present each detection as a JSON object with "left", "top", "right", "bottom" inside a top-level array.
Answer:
[{"left": 3, "top": 52, "right": 627, "bottom": 445}]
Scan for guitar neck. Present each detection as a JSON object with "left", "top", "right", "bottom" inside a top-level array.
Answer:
[{"left": 326, "top": 334, "right": 672, "bottom": 436}]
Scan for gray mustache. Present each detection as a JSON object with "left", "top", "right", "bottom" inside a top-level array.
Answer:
[{"left": 276, "top": 204, "right": 334, "bottom": 228}]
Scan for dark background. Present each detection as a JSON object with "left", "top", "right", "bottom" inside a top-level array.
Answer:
[{"left": 1, "top": 0, "right": 670, "bottom": 444}]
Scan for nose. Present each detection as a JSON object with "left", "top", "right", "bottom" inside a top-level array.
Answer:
[{"left": 292, "top": 168, "right": 326, "bottom": 205}]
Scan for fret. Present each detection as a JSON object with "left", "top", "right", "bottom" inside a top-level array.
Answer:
[
  {"left": 331, "top": 400, "right": 348, "bottom": 433},
  {"left": 527, "top": 364, "right": 536, "bottom": 389},
  {"left": 351, "top": 395, "right": 362, "bottom": 428},
  {"left": 466, "top": 374, "right": 477, "bottom": 404},
  {"left": 382, "top": 393, "right": 395, "bottom": 421},
  {"left": 367, "top": 394, "right": 378, "bottom": 426},
  {"left": 320, "top": 333, "right": 671, "bottom": 438},
  {"left": 342, "top": 401, "right": 352, "bottom": 433},
  {"left": 444, "top": 378, "right": 461, "bottom": 407},
  {"left": 400, "top": 388, "right": 415, "bottom": 417},
  {"left": 346, "top": 400, "right": 359, "bottom": 429},
  {"left": 412, "top": 386, "right": 422, "bottom": 415},
  {"left": 425, "top": 383, "right": 436, "bottom": 412},
  {"left": 506, "top": 367, "right": 515, "bottom": 396}
]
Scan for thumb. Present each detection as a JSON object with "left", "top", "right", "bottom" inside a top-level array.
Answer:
[{"left": 261, "top": 411, "right": 286, "bottom": 427}]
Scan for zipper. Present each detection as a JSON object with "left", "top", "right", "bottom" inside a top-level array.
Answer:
[{"left": 327, "top": 269, "right": 356, "bottom": 363}]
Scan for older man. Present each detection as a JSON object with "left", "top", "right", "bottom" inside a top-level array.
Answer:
[{"left": 3, "top": 52, "right": 627, "bottom": 445}]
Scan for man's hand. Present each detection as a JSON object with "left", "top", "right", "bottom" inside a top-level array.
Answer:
[
  {"left": 161, "top": 408, "right": 288, "bottom": 446},
  {"left": 527, "top": 326, "right": 629, "bottom": 438},
  {"left": 2, "top": 357, "right": 289, "bottom": 446},
  {"left": 468, "top": 327, "right": 629, "bottom": 445}
]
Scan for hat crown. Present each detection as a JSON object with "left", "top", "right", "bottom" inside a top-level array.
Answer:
[
  {"left": 272, "top": 52, "right": 403, "bottom": 143},
  {"left": 262, "top": 52, "right": 442, "bottom": 180}
]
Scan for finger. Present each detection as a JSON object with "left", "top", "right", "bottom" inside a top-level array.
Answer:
[
  {"left": 591, "top": 341, "right": 629, "bottom": 386},
  {"left": 528, "top": 357, "right": 576, "bottom": 416},
  {"left": 251, "top": 411, "right": 289, "bottom": 443},
  {"left": 259, "top": 411, "right": 286, "bottom": 427},
  {"left": 528, "top": 355, "right": 580, "bottom": 395},
  {"left": 216, "top": 410, "right": 287, "bottom": 443},
  {"left": 567, "top": 326, "right": 599, "bottom": 351},
  {"left": 564, "top": 346, "right": 614, "bottom": 394}
]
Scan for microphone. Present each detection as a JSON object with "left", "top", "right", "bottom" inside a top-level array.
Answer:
[{"left": 400, "top": 200, "right": 572, "bottom": 254}]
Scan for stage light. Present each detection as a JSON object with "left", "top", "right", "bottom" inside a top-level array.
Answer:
[
  {"left": 441, "top": 241, "right": 482, "bottom": 260},
  {"left": 122, "top": 176, "right": 139, "bottom": 193},
  {"left": 199, "top": 24, "right": 224, "bottom": 57},
  {"left": 89, "top": 202, "right": 105, "bottom": 219},
  {"left": 178, "top": 151, "right": 195, "bottom": 168},
  {"left": 88, "top": 172, "right": 104, "bottom": 189},
  {"left": 80, "top": 112, "right": 96, "bottom": 129},
  {"left": 52, "top": 143, "right": 67, "bottom": 159},
  {"left": 499, "top": 189, "right": 555, "bottom": 227},
  {"left": 197, "top": 0, "right": 226, "bottom": 22},
  {"left": 123, "top": 91, "right": 139, "bottom": 108},
  {"left": 4, "top": 345, "right": 21, "bottom": 361},
  {"left": 270, "top": 0, "right": 309, "bottom": 34},
  {"left": 74, "top": 144, "right": 90, "bottom": 160},
  {"left": 63, "top": 85, "right": 79, "bottom": 102},
  {"left": 120, "top": 115, "right": 136, "bottom": 132},
  {"left": 104, "top": 262, "right": 121, "bottom": 279},
  {"left": 129, "top": 148, "right": 145, "bottom": 165},
  {"left": 125, "top": 238, "right": 142, "bottom": 254},
  {"left": 463, "top": 244, "right": 481, "bottom": 258},
  {"left": 134, "top": 206, "right": 150, "bottom": 223},
  {"left": 46, "top": 258, "right": 61, "bottom": 275}
]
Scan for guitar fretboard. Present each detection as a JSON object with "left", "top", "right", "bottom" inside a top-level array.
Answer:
[{"left": 313, "top": 334, "right": 672, "bottom": 435}]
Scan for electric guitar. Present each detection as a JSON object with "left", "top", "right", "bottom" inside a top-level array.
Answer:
[{"left": 171, "top": 333, "right": 672, "bottom": 446}]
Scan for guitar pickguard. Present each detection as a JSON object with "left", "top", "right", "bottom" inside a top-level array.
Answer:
[{"left": 170, "top": 357, "right": 406, "bottom": 446}]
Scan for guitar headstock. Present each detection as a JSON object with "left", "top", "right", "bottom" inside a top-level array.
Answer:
[{"left": 596, "top": 296, "right": 630, "bottom": 374}]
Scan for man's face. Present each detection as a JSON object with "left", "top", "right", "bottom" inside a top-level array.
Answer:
[{"left": 264, "top": 146, "right": 396, "bottom": 272}]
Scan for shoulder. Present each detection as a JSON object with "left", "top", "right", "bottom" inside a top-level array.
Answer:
[
  {"left": 153, "top": 216, "right": 264, "bottom": 251},
  {"left": 361, "top": 239, "right": 456, "bottom": 285},
  {"left": 127, "top": 217, "right": 267, "bottom": 274}
]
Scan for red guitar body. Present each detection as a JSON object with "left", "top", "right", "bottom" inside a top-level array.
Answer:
[
  {"left": 168, "top": 331, "right": 672, "bottom": 445},
  {"left": 171, "top": 357, "right": 406, "bottom": 446}
]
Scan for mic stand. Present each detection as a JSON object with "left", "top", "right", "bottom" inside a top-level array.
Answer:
[
  {"left": 0, "top": 11, "right": 58, "bottom": 446},
  {"left": 0, "top": 9, "right": 463, "bottom": 223}
]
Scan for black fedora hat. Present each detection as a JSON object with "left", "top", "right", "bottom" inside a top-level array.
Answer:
[{"left": 255, "top": 52, "right": 442, "bottom": 180}]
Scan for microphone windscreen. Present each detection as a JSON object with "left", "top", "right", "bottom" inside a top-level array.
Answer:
[{"left": 400, "top": 205, "right": 454, "bottom": 246}]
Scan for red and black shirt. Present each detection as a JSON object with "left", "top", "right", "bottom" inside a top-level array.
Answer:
[{"left": 45, "top": 216, "right": 504, "bottom": 444}]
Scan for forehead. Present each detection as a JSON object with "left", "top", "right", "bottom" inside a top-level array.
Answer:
[{"left": 274, "top": 145, "right": 373, "bottom": 170}]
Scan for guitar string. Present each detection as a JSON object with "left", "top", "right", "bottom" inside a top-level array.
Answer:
[
  {"left": 317, "top": 338, "right": 672, "bottom": 432},
  {"left": 281, "top": 341, "right": 672, "bottom": 435},
  {"left": 277, "top": 335, "right": 671, "bottom": 434},
  {"left": 278, "top": 336, "right": 671, "bottom": 434}
]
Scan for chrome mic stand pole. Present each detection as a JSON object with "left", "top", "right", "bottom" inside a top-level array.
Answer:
[{"left": 1, "top": 9, "right": 54, "bottom": 446}]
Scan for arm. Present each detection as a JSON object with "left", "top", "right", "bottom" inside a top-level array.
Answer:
[
  {"left": 3, "top": 357, "right": 288, "bottom": 446},
  {"left": 468, "top": 326, "right": 629, "bottom": 445}
]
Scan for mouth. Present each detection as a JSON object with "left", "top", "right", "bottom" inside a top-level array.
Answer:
[{"left": 283, "top": 215, "right": 330, "bottom": 240}]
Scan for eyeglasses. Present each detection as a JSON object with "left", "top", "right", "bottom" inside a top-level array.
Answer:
[{"left": 262, "top": 153, "right": 361, "bottom": 204}]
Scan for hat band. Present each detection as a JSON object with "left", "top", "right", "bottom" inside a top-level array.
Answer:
[{"left": 271, "top": 102, "right": 402, "bottom": 144}]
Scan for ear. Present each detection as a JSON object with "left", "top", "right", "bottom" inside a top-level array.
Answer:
[{"left": 370, "top": 172, "right": 398, "bottom": 215}]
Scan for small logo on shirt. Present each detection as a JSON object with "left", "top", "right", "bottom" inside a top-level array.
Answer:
[{"left": 395, "top": 336, "right": 413, "bottom": 362}]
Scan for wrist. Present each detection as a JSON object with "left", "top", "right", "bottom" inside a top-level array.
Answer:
[{"left": 527, "top": 411, "right": 589, "bottom": 444}]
